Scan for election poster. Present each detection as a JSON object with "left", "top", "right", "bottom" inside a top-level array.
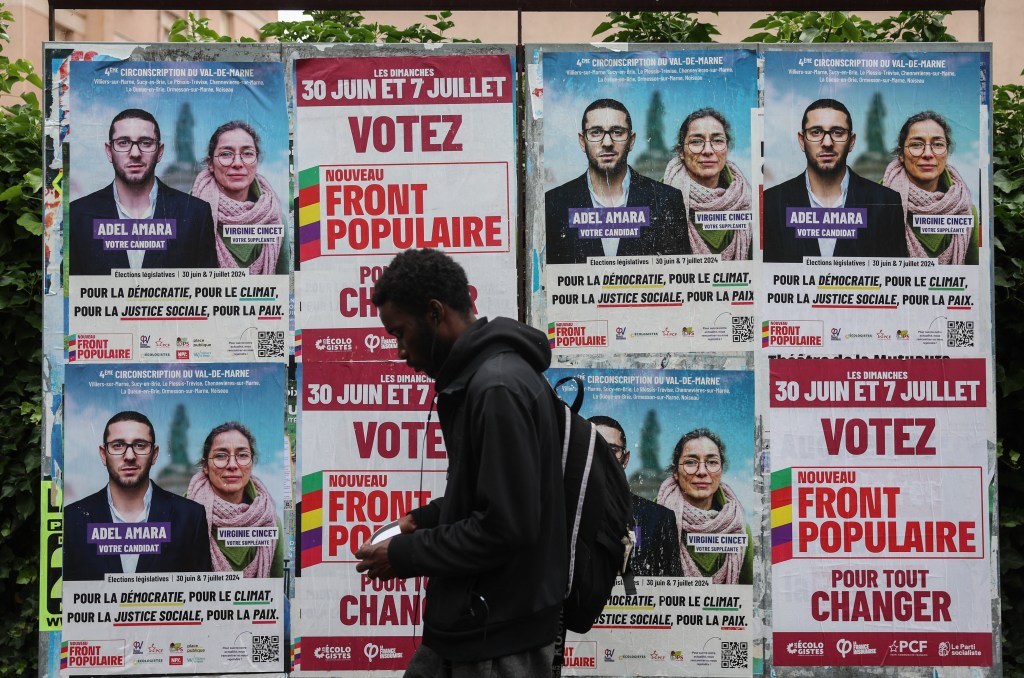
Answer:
[
  {"left": 546, "top": 367, "right": 757, "bottom": 676},
  {"left": 66, "top": 59, "right": 290, "bottom": 363},
  {"left": 293, "top": 52, "right": 518, "bottom": 362},
  {"left": 762, "top": 48, "right": 991, "bottom": 356},
  {"left": 62, "top": 362, "right": 288, "bottom": 674},
  {"left": 769, "top": 358, "right": 992, "bottom": 666},
  {"left": 537, "top": 48, "right": 759, "bottom": 353},
  {"left": 293, "top": 360, "right": 444, "bottom": 674}
]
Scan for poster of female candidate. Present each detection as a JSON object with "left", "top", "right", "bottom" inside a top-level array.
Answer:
[
  {"left": 292, "top": 51, "right": 518, "bottom": 364},
  {"left": 536, "top": 48, "right": 758, "bottom": 354},
  {"left": 546, "top": 366, "right": 757, "bottom": 676},
  {"left": 61, "top": 362, "right": 288, "bottom": 674},
  {"left": 66, "top": 60, "right": 290, "bottom": 363},
  {"left": 762, "top": 47, "right": 991, "bottom": 356}
]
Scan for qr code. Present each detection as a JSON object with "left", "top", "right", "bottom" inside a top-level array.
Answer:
[
  {"left": 947, "top": 320, "right": 974, "bottom": 348},
  {"left": 258, "top": 331, "right": 285, "bottom": 358},
  {"left": 721, "top": 641, "right": 748, "bottom": 669},
  {"left": 732, "top": 316, "right": 754, "bottom": 343},
  {"left": 252, "top": 635, "right": 279, "bottom": 664}
]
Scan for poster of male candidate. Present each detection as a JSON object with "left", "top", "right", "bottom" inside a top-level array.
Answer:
[
  {"left": 537, "top": 49, "right": 758, "bottom": 354},
  {"left": 768, "top": 358, "right": 993, "bottom": 667},
  {"left": 546, "top": 367, "right": 756, "bottom": 676},
  {"left": 66, "top": 60, "right": 290, "bottom": 363},
  {"left": 293, "top": 52, "right": 518, "bottom": 363},
  {"left": 762, "top": 48, "right": 990, "bottom": 356},
  {"left": 293, "top": 360, "right": 445, "bottom": 674},
  {"left": 62, "top": 362, "right": 288, "bottom": 674}
]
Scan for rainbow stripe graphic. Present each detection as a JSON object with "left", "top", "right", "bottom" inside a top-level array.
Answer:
[
  {"left": 770, "top": 467, "right": 793, "bottom": 563},
  {"left": 298, "top": 166, "right": 322, "bottom": 262},
  {"left": 60, "top": 642, "right": 68, "bottom": 671},
  {"left": 67, "top": 335, "right": 78, "bottom": 362},
  {"left": 294, "top": 330, "right": 302, "bottom": 360},
  {"left": 761, "top": 321, "right": 771, "bottom": 348},
  {"left": 292, "top": 637, "right": 301, "bottom": 670},
  {"left": 547, "top": 323, "right": 557, "bottom": 349},
  {"left": 300, "top": 472, "right": 324, "bottom": 569}
]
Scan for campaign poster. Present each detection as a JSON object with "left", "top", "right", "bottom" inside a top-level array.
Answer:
[
  {"left": 293, "top": 360, "right": 444, "bottom": 674},
  {"left": 546, "top": 367, "right": 756, "bottom": 676},
  {"left": 62, "top": 362, "right": 288, "bottom": 674},
  {"left": 762, "top": 49, "right": 990, "bottom": 355},
  {"left": 293, "top": 53, "right": 517, "bottom": 362},
  {"left": 539, "top": 49, "right": 759, "bottom": 353},
  {"left": 67, "top": 60, "right": 290, "bottom": 363},
  {"left": 769, "top": 358, "right": 992, "bottom": 666}
]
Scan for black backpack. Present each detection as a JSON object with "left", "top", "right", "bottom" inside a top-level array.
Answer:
[{"left": 551, "top": 376, "right": 636, "bottom": 634}]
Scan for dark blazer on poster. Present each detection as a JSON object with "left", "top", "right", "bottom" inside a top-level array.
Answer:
[
  {"left": 63, "top": 481, "right": 213, "bottom": 581},
  {"left": 545, "top": 169, "right": 691, "bottom": 264},
  {"left": 69, "top": 179, "right": 218, "bottom": 275},
  {"left": 763, "top": 169, "right": 907, "bottom": 263},
  {"left": 631, "top": 493, "right": 683, "bottom": 577}
]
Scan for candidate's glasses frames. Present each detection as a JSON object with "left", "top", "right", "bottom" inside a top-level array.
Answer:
[
  {"left": 679, "top": 458, "right": 722, "bottom": 475},
  {"left": 110, "top": 137, "right": 159, "bottom": 153},
  {"left": 686, "top": 137, "right": 728, "bottom": 153},
  {"left": 104, "top": 439, "right": 154, "bottom": 456},
  {"left": 584, "top": 127, "right": 631, "bottom": 143},
  {"left": 206, "top": 451, "right": 254, "bottom": 468},
  {"left": 904, "top": 141, "right": 948, "bottom": 157},
  {"left": 607, "top": 444, "right": 629, "bottom": 461},
  {"left": 802, "top": 127, "right": 850, "bottom": 143},
  {"left": 215, "top": 149, "right": 259, "bottom": 166}
]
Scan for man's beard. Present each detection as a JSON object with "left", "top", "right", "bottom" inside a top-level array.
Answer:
[
  {"left": 588, "top": 152, "right": 628, "bottom": 178},
  {"left": 114, "top": 163, "right": 156, "bottom": 187},
  {"left": 108, "top": 462, "right": 150, "bottom": 490},
  {"left": 808, "top": 148, "right": 849, "bottom": 178}
]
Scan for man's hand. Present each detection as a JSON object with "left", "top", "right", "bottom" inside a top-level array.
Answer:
[
  {"left": 354, "top": 539, "right": 397, "bottom": 581},
  {"left": 354, "top": 513, "right": 417, "bottom": 580},
  {"left": 398, "top": 513, "right": 417, "bottom": 534}
]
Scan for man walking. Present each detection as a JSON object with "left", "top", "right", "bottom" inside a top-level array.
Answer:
[{"left": 355, "top": 248, "right": 566, "bottom": 676}]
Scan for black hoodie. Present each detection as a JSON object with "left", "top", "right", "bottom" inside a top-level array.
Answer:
[{"left": 388, "top": 317, "right": 567, "bottom": 661}]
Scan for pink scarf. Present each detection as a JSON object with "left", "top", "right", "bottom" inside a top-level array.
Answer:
[
  {"left": 663, "top": 156, "right": 752, "bottom": 260},
  {"left": 191, "top": 168, "right": 284, "bottom": 274},
  {"left": 881, "top": 158, "right": 973, "bottom": 264},
  {"left": 187, "top": 470, "right": 277, "bottom": 578},
  {"left": 656, "top": 476, "right": 746, "bottom": 584}
]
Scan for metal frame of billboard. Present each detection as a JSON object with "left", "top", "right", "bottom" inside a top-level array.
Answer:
[{"left": 47, "top": 1, "right": 987, "bottom": 40}]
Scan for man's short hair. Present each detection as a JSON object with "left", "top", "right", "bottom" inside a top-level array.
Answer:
[
  {"left": 581, "top": 99, "right": 633, "bottom": 132},
  {"left": 801, "top": 98, "right": 853, "bottom": 131},
  {"left": 103, "top": 411, "right": 156, "bottom": 444},
  {"left": 588, "top": 415, "right": 626, "bottom": 448},
  {"left": 109, "top": 109, "right": 161, "bottom": 142},
  {"left": 372, "top": 248, "right": 473, "bottom": 317}
]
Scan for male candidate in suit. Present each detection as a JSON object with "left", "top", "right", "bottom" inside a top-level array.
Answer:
[
  {"left": 69, "top": 108, "right": 217, "bottom": 275},
  {"left": 63, "top": 411, "right": 212, "bottom": 581},
  {"left": 763, "top": 98, "right": 906, "bottom": 263},
  {"left": 591, "top": 416, "right": 683, "bottom": 577},
  {"left": 546, "top": 99, "right": 690, "bottom": 264}
]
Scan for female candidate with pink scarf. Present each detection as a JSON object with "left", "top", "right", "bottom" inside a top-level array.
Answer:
[
  {"left": 191, "top": 121, "right": 286, "bottom": 274},
  {"left": 663, "top": 108, "right": 752, "bottom": 260},
  {"left": 657, "top": 428, "right": 753, "bottom": 585},
  {"left": 882, "top": 111, "right": 979, "bottom": 265},
  {"left": 187, "top": 422, "right": 283, "bottom": 578}
]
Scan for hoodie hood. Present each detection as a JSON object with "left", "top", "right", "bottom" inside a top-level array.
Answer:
[{"left": 435, "top": 317, "right": 551, "bottom": 393}]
